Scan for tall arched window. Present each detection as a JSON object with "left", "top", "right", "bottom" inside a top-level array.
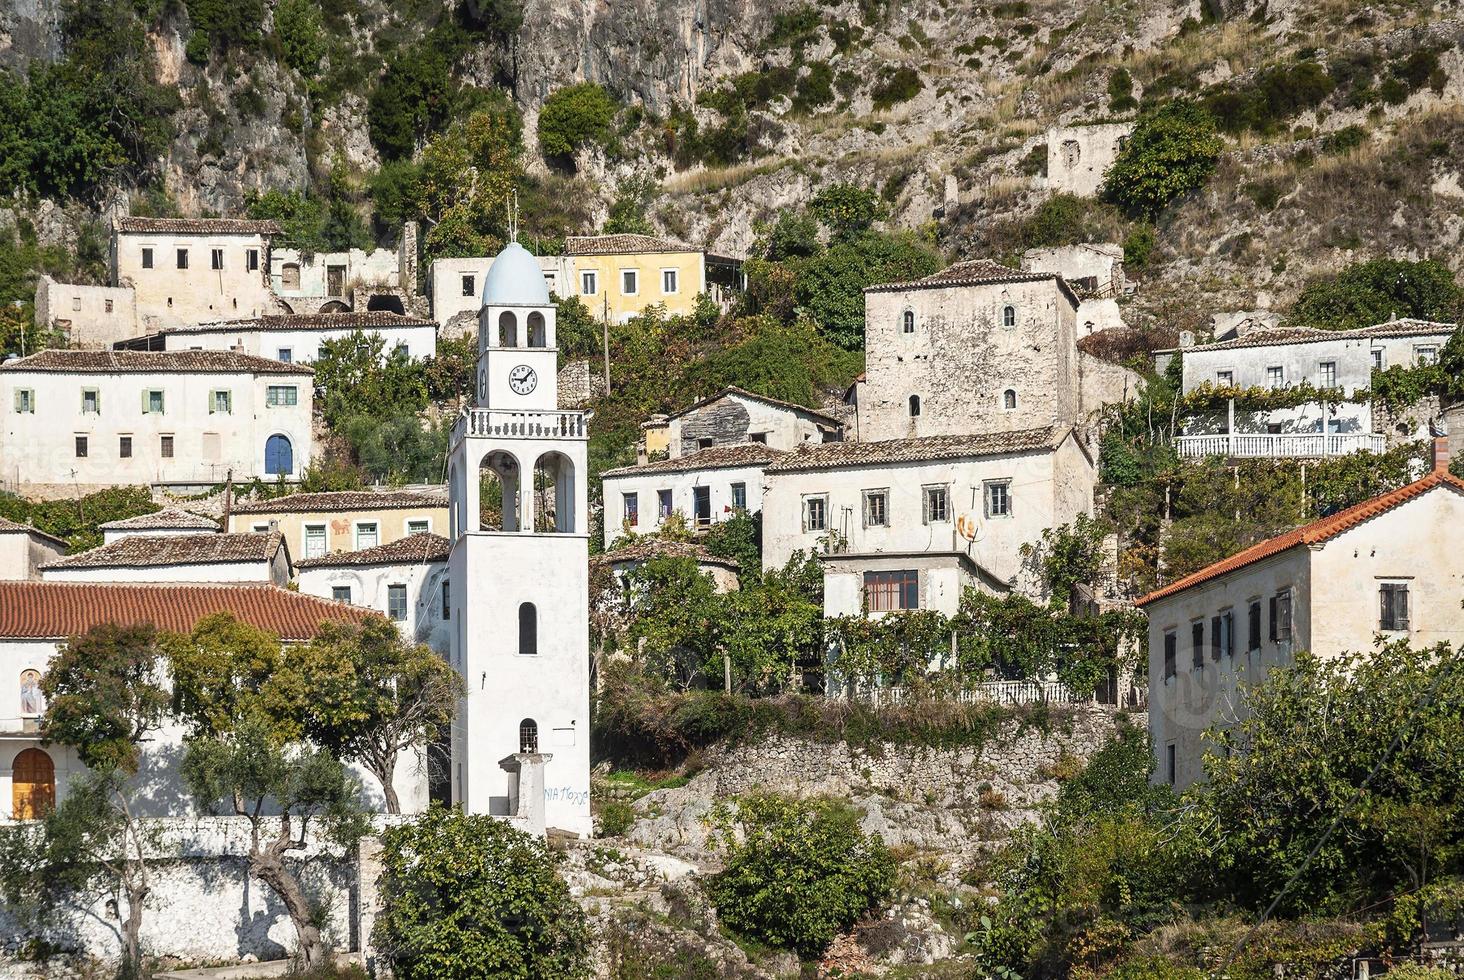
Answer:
[
  {"left": 518, "top": 718, "right": 539, "bottom": 753},
  {"left": 902, "top": 310, "right": 915, "bottom": 333},
  {"left": 909, "top": 394, "right": 921, "bottom": 417},
  {"left": 527, "top": 311, "right": 547, "bottom": 348},
  {"left": 498, "top": 310, "right": 518, "bottom": 348},
  {"left": 1002, "top": 305, "right": 1017, "bottom": 328},
  {"left": 519, "top": 602, "right": 538, "bottom": 655},
  {"left": 1003, "top": 389, "right": 1017, "bottom": 410},
  {"left": 264, "top": 434, "right": 294, "bottom": 476}
]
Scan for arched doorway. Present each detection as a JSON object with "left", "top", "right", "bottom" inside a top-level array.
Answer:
[
  {"left": 318, "top": 300, "right": 350, "bottom": 314},
  {"left": 265, "top": 434, "right": 294, "bottom": 476},
  {"left": 12, "top": 748, "right": 54, "bottom": 820}
]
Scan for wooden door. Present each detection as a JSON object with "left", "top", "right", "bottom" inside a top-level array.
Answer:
[{"left": 12, "top": 748, "right": 54, "bottom": 820}]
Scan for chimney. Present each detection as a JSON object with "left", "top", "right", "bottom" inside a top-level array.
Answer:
[{"left": 1433, "top": 436, "right": 1451, "bottom": 473}]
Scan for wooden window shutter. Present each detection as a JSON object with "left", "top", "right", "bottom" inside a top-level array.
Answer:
[
  {"left": 1397, "top": 586, "right": 1409, "bottom": 630},
  {"left": 1268, "top": 595, "right": 1278, "bottom": 642}
]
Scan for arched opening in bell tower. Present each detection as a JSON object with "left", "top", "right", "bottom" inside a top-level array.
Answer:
[
  {"left": 479, "top": 450, "right": 521, "bottom": 531},
  {"left": 532, "top": 451, "right": 576, "bottom": 533},
  {"left": 498, "top": 310, "right": 518, "bottom": 348},
  {"left": 527, "top": 310, "right": 547, "bottom": 348}
]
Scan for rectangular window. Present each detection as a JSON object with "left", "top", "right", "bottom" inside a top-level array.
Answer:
[
  {"left": 862, "top": 489, "right": 889, "bottom": 528},
  {"left": 730, "top": 482, "right": 747, "bottom": 511},
  {"left": 388, "top": 584, "right": 409, "bottom": 621},
  {"left": 407, "top": 519, "right": 430, "bottom": 536},
  {"left": 160, "top": 435, "right": 174, "bottom": 458},
  {"left": 985, "top": 480, "right": 1012, "bottom": 518},
  {"left": 662, "top": 269, "right": 678, "bottom": 293},
  {"left": 1266, "top": 365, "right": 1283, "bottom": 388},
  {"left": 356, "top": 522, "right": 379, "bottom": 550},
  {"left": 141, "top": 247, "right": 153, "bottom": 269},
  {"left": 1371, "top": 349, "right": 1384, "bottom": 371},
  {"left": 696, "top": 437, "right": 714, "bottom": 450},
  {"left": 144, "top": 389, "right": 164, "bottom": 414},
  {"left": 581, "top": 271, "right": 598, "bottom": 295},
  {"left": 332, "top": 585, "right": 352, "bottom": 604},
  {"left": 246, "top": 249, "right": 259, "bottom": 272},
  {"left": 1269, "top": 590, "right": 1292, "bottom": 644},
  {"left": 1163, "top": 631, "right": 1177, "bottom": 680},
  {"left": 692, "top": 486, "right": 711, "bottom": 527},
  {"left": 1318, "top": 361, "right": 1337, "bottom": 388},
  {"left": 74, "top": 435, "right": 88, "bottom": 458},
  {"left": 210, "top": 390, "right": 232, "bottom": 414},
  {"left": 621, "top": 269, "right": 638, "bottom": 295},
  {"left": 442, "top": 581, "right": 451, "bottom": 620},
  {"left": 267, "top": 385, "right": 298, "bottom": 407},
  {"left": 1379, "top": 583, "right": 1409, "bottom": 631},
  {"left": 210, "top": 248, "right": 223, "bottom": 271},
  {"left": 81, "top": 388, "right": 99, "bottom": 414},
  {"left": 803, "top": 494, "right": 828, "bottom": 532},
  {"left": 304, "top": 524, "right": 326, "bottom": 559},
  {"left": 13, "top": 389, "right": 34, "bottom": 414},
  {"left": 1215, "top": 370, "right": 1233, "bottom": 386},
  {"left": 749, "top": 432, "right": 768, "bottom": 444},
  {"left": 104, "top": 299, "right": 114, "bottom": 314},
  {"left": 118, "top": 435, "right": 132, "bottom": 458},
  {"left": 1416, "top": 345, "right": 1439, "bottom": 366},
  {"left": 277, "top": 348, "right": 292, "bottom": 363},
  {"left": 864, "top": 569, "right": 918, "bottom": 612},
  {"left": 1248, "top": 600, "right": 1262, "bottom": 652},
  {"left": 923, "top": 485, "right": 949, "bottom": 524},
  {"left": 657, "top": 489, "right": 673, "bottom": 518},
  {"left": 1166, "top": 744, "right": 1177, "bottom": 786},
  {"left": 176, "top": 248, "right": 188, "bottom": 270},
  {"left": 461, "top": 274, "right": 475, "bottom": 296},
  {"left": 1191, "top": 620, "right": 1205, "bottom": 670},
  {"left": 622, "top": 492, "right": 639, "bottom": 526},
  {"left": 1219, "top": 610, "right": 1234, "bottom": 658}
]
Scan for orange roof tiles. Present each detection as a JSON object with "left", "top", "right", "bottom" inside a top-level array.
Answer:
[{"left": 1135, "top": 467, "right": 1464, "bottom": 607}]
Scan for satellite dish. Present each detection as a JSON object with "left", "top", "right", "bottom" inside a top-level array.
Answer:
[{"left": 956, "top": 513, "right": 981, "bottom": 542}]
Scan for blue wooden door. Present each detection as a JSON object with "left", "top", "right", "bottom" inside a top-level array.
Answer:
[{"left": 265, "top": 434, "right": 293, "bottom": 475}]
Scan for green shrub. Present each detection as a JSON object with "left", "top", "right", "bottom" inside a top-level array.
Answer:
[
  {"left": 1103, "top": 100, "right": 1223, "bottom": 218},
  {"left": 811, "top": 182, "right": 885, "bottom": 239},
  {"left": 1321, "top": 124, "right": 1367, "bottom": 154},
  {"left": 793, "top": 61, "right": 835, "bottom": 112},
  {"left": 597, "top": 798, "right": 636, "bottom": 837},
  {"left": 708, "top": 794, "right": 895, "bottom": 956},
  {"left": 1016, "top": 194, "right": 1126, "bottom": 249},
  {"left": 184, "top": 0, "right": 264, "bottom": 57},
  {"left": 1201, "top": 60, "right": 1334, "bottom": 134},
  {"left": 1123, "top": 222, "right": 1157, "bottom": 271},
  {"left": 374, "top": 806, "right": 590, "bottom": 979},
  {"left": 367, "top": 42, "right": 457, "bottom": 160},
  {"left": 1018, "top": 142, "right": 1048, "bottom": 176},
  {"left": 275, "top": 0, "right": 326, "bottom": 81},
  {"left": 1289, "top": 258, "right": 1463, "bottom": 331},
  {"left": 1108, "top": 68, "right": 1137, "bottom": 112},
  {"left": 537, "top": 83, "right": 618, "bottom": 160},
  {"left": 762, "top": 4, "right": 821, "bottom": 52},
  {"left": 871, "top": 66, "right": 922, "bottom": 110}
]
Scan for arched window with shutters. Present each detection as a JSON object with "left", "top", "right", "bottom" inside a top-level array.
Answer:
[
  {"left": 519, "top": 602, "right": 537, "bottom": 655},
  {"left": 264, "top": 434, "right": 294, "bottom": 476},
  {"left": 909, "top": 394, "right": 921, "bottom": 417},
  {"left": 12, "top": 747, "right": 54, "bottom": 820},
  {"left": 518, "top": 718, "right": 539, "bottom": 753}
]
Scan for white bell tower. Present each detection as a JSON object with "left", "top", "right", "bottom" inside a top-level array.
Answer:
[{"left": 445, "top": 236, "right": 592, "bottom": 836}]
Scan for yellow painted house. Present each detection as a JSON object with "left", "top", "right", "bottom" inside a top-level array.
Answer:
[{"left": 539, "top": 234, "right": 744, "bottom": 323}]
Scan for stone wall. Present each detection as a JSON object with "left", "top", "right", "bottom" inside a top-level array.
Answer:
[
  {"left": 558, "top": 359, "right": 606, "bottom": 409},
  {"left": 1046, "top": 123, "right": 1135, "bottom": 198}
]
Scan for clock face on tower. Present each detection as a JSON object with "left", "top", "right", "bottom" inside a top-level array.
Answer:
[{"left": 508, "top": 364, "right": 538, "bottom": 395}]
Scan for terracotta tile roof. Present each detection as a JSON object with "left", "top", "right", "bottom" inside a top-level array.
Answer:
[
  {"left": 601, "top": 443, "right": 788, "bottom": 478},
  {"left": 229, "top": 488, "right": 448, "bottom": 515},
  {"left": 174, "top": 311, "right": 438, "bottom": 334},
  {"left": 592, "top": 539, "right": 740, "bottom": 571},
  {"left": 1353, "top": 318, "right": 1457, "bottom": 338},
  {"left": 1136, "top": 467, "right": 1464, "bottom": 607},
  {"left": 765, "top": 426, "right": 1061, "bottom": 472},
  {"left": 0, "top": 581, "right": 368, "bottom": 640},
  {"left": 564, "top": 234, "right": 700, "bottom": 255},
  {"left": 98, "top": 508, "right": 220, "bottom": 532},
  {"left": 296, "top": 532, "right": 451, "bottom": 569},
  {"left": 0, "top": 517, "right": 67, "bottom": 547},
  {"left": 43, "top": 532, "right": 283, "bottom": 571},
  {"left": 1175, "top": 319, "right": 1457, "bottom": 354},
  {"left": 667, "top": 386, "right": 844, "bottom": 429},
  {"left": 0, "top": 349, "right": 312, "bottom": 375},
  {"left": 866, "top": 259, "right": 1070, "bottom": 297},
  {"left": 116, "top": 216, "right": 282, "bottom": 235}
]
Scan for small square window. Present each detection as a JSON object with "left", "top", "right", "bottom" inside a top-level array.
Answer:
[
  {"left": 145, "top": 390, "right": 164, "bottom": 414},
  {"left": 210, "top": 248, "right": 223, "bottom": 270},
  {"left": 803, "top": 494, "right": 828, "bottom": 532},
  {"left": 1266, "top": 366, "right": 1284, "bottom": 388},
  {"left": 621, "top": 270, "right": 638, "bottom": 295},
  {"left": 104, "top": 299, "right": 114, "bottom": 313},
  {"left": 864, "top": 569, "right": 918, "bottom": 612},
  {"left": 160, "top": 435, "right": 174, "bottom": 458},
  {"left": 923, "top": 485, "right": 949, "bottom": 523},
  {"left": 697, "top": 437, "right": 714, "bottom": 450},
  {"left": 277, "top": 348, "right": 292, "bottom": 364},
  {"left": 74, "top": 435, "right": 88, "bottom": 458},
  {"left": 462, "top": 274, "right": 475, "bottom": 297},
  {"left": 1318, "top": 361, "right": 1337, "bottom": 388},
  {"left": 118, "top": 435, "right": 132, "bottom": 458},
  {"left": 1416, "top": 345, "right": 1439, "bottom": 366},
  {"left": 356, "top": 522, "right": 379, "bottom": 550},
  {"left": 862, "top": 489, "right": 889, "bottom": 528},
  {"left": 749, "top": 432, "right": 767, "bottom": 444},
  {"left": 332, "top": 585, "right": 352, "bottom": 604},
  {"left": 388, "top": 584, "right": 409, "bottom": 621},
  {"left": 176, "top": 248, "right": 188, "bottom": 270},
  {"left": 984, "top": 480, "right": 1011, "bottom": 518},
  {"left": 14, "top": 389, "right": 34, "bottom": 414},
  {"left": 1380, "top": 583, "right": 1409, "bottom": 631},
  {"left": 267, "top": 385, "right": 298, "bottom": 407},
  {"left": 140, "top": 247, "right": 154, "bottom": 269},
  {"left": 211, "top": 390, "right": 232, "bottom": 414},
  {"left": 1216, "top": 370, "right": 1233, "bottom": 386},
  {"left": 662, "top": 269, "right": 678, "bottom": 293},
  {"left": 407, "top": 519, "right": 430, "bottom": 535},
  {"left": 581, "top": 271, "right": 598, "bottom": 295}
]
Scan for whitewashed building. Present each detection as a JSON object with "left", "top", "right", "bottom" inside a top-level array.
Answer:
[
  {"left": 118, "top": 311, "right": 439, "bottom": 364},
  {"left": 443, "top": 240, "right": 592, "bottom": 837},
  {"left": 0, "top": 350, "right": 315, "bottom": 497},
  {"left": 0, "top": 518, "right": 67, "bottom": 581},
  {"left": 600, "top": 444, "right": 786, "bottom": 549},
  {"left": 40, "top": 532, "right": 291, "bottom": 585},
  {"left": 1162, "top": 319, "right": 1456, "bottom": 458},
  {"left": 296, "top": 532, "right": 452, "bottom": 657},
  {"left": 1137, "top": 442, "right": 1464, "bottom": 789},
  {"left": 761, "top": 425, "right": 1097, "bottom": 611},
  {"left": 111, "top": 217, "right": 281, "bottom": 331},
  {"left": 98, "top": 508, "right": 220, "bottom": 543},
  {"left": 1020, "top": 243, "right": 1127, "bottom": 336}
]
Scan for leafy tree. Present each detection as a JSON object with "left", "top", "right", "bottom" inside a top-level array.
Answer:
[
  {"left": 184, "top": 0, "right": 265, "bottom": 60},
  {"left": 703, "top": 509, "right": 761, "bottom": 577},
  {"left": 1289, "top": 258, "right": 1463, "bottom": 332},
  {"left": 417, "top": 102, "right": 525, "bottom": 260},
  {"left": 709, "top": 794, "right": 895, "bottom": 956},
  {"left": 275, "top": 0, "right": 326, "bottom": 82},
  {"left": 555, "top": 293, "right": 601, "bottom": 364},
  {"left": 537, "top": 83, "right": 618, "bottom": 162},
  {"left": 1102, "top": 100, "right": 1223, "bottom": 218},
  {"left": 0, "top": 485, "right": 157, "bottom": 551},
  {"left": 422, "top": 331, "right": 477, "bottom": 400},
  {"left": 373, "top": 805, "right": 590, "bottom": 979},
  {"left": 603, "top": 175, "right": 657, "bottom": 235},
  {"left": 761, "top": 211, "right": 821, "bottom": 261},
  {"left": 0, "top": 625, "right": 172, "bottom": 976},
  {"left": 721, "top": 552, "right": 824, "bottom": 693},
  {"left": 287, "top": 619, "right": 463, "bottom": 813},
  {"left": 170, "top": 614, "right": 370, "bottom": 968},
  {"left": 1020, "top": 513, "right": 1112, "bottom": 608},
  {"left": 368, "top": 41, "right": 458, "bottom": 160},
  {"left": 339, "top": 413, "right": 449, "bottom": 484},
  {"left": 312, "top": 331, "right": 430, "bottom": 428},
  {"left": 792, "top": 229, "right": 944, "bottom": 349},
  {"left": 623, "top": 554, "right": 723, "bottom": 687},
  {"left": 246, "top": 185, "right": 371, "bottom": 254},
  {"left": 810, "top": 182, "right": 886, "bottom": 239}
]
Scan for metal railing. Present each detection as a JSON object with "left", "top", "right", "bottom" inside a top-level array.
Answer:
[
  {"left": 1175, "top": 432, "right": 1386, "bottom": 459},
  {"left": 452, "top": 408, "right": 588, "bottom": 443}
]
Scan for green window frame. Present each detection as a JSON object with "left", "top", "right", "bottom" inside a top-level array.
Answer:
[
  {"left": 81, "top": 388, "right": 100, "bottom": 414},
  {"left": 266, "top": 385, "right": 298, "bottom": 407},
  {"left": 143, "top": 389, "right": 165, "bottom": 414},
  {"left": 13, "top": 389, "right": 34, "bottom": 414},
  {"left": 210, "top": 389, "right": 232, "bottom": 414}
]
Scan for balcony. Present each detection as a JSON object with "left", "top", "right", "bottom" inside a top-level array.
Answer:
[
  {"left": 452, "top": 408, "right": 588, "bottom": 443},
  {"left": 1175, "top": 432, "right": 1386, "bottom": 459}
]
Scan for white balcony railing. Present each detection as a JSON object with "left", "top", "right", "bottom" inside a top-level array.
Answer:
[
  {"left": 452, "top": 408, "right": 588, "bottom": 443},
  {"left": 1175, "top": 432, "right": 1386, "bottom": 459}
]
